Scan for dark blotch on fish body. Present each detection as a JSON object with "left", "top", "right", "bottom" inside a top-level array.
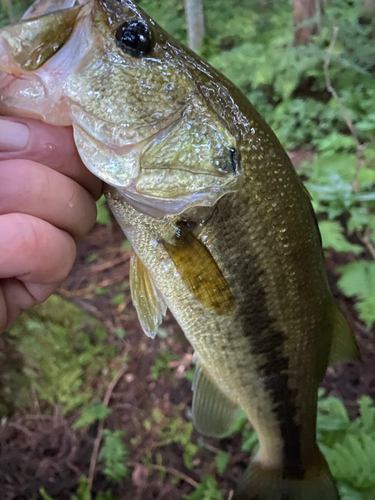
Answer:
[{"left": 222, "top": 204, "right": 304, "bottom": 480}]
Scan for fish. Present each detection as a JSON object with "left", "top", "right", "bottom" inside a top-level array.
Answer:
[{"left": 0, "top": 1, "right": 360, "bottom": 499}]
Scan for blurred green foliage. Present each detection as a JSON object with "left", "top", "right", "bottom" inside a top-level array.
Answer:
[
  {"left": 158, "top": 415, "right": 198, "bottom": 469},
  {"left": 4, "top": 295, "right": 114, "bottom": 416},
  {"left": 185, "top": 475, "right": 223, "bottom": 500},
  {"left": 150, "top": 346, "right": 179, "bottom": 380},
  {"left": 100, "top": 429, "right": 129, "bottom": 482}
]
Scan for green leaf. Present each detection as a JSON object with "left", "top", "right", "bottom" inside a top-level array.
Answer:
[
  {"left": 215, "top": 451, "right": 229, "bottom": 474},
  {"left": 328, "top": 434, "right": 375, "bottom": 489},
  {"left": 112, "top": 293, "right": 125, "bottom": 307},
  {"left": 357, "top": 291, "right": 375, "bottom": 329},
  {"left": 72, "top": 476, "right": 91, "bottom": 500},
  {"left": 96, "top": 196, "right": 112, "bottom": 226},
  {"left": 347, "top": 209, "right": 369, "bottom": 234},
  {"left": 319, "top": 220, "right": 362, "bottom": 254},
  {"left": 158, "top": 417, "right": 198, "bottom": 470},
  {"left": 99, "top": 430, "right": 129, "bottom": 482},
  {"left": 73, "top": 404, "right": 112, "bottom": 429},
  {"left": 337, "top": 483, "right": 364, "bottom": 500},
  {"left": 241, "top": 428, "right": 259, "bottom": 453},
  {"left": 157, "top": 328, "right": 168, "bottom": 339},
  {"left": 357, "top": 168, "right": 375, "bottom": 190},
  {"left": 337, "top": 261, "right": 375, "bottom": 298},
  {"left": 185, "top": 475, "right": 224, "bottom": 500},
  {"left": 121, "top": 240, "right": 132, "bottom": 251},
  {"left": 308, "top": 154, "right": 356, "bottom": 185},
  {"left": 40, "top": 489, "right": 55, "bottom": 500},
  {"left": 115, "top": 328, "right": 126, "bottom": 339}
]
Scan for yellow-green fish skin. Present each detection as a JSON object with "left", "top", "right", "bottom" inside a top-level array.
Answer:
[{"left": 0, "top": 1, "right": 358, "bottom": 497}]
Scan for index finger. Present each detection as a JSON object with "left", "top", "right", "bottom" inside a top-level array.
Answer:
[{"left": 0, "top": 116, "right": 103, "bottom": 200}]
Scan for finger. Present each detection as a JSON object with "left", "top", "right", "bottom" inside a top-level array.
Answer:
[
  {"left": 0, "top": 159, "right": 97, "bottom": 239},
  {"left": 0, "top": 278, "right": 60, "bottom": 333},
  {"left": 0, "top": 213, "right": 76, "bottom": 283},
  {"left": 0, "top": 116, "right": 103, "bottom": 199}
]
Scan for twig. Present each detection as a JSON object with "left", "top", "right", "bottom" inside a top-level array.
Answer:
[
  {"left": 31, "top": 386, "right": 41, "bottom": 414},
  {"left": 59, "top": 275, "right": 125, "bottom": 298},
  {"left": 87, "top": 366, "right": 128, "bottom": 490},
  {"left": 323, "top": 26, "right": 368, "bottom": 192},
  {"left": 323, "top": 26, "right": 360, "bottom": 148},
  {"left": 7, "top": 422, "right": 33, "bottom": 438},
  {"left": 202, "top": 442, "right": 221, "bottom": 454},
  {"left": 20, "top": 414, "right": 53, "bottom": 421},
  {"left": 88, "top": 253, "right": 130, "bottom": 273},
  {"left": 127, "top": 461, "right": 198, "bottom": 488},
  {"left": 359, "top": 228, "right": 375, "bottom": 260}
]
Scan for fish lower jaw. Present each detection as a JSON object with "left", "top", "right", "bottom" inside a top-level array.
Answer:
[{"left": 116, "top": 187, "right": 230, "bottom": 218}]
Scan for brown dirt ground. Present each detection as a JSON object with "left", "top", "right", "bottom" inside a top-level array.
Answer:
[{"left": 0, "top": 192, "right": 374, "bottom": 500}]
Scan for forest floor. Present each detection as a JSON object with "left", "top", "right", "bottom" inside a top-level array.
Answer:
[{"left": 0, "top": 153, "right": 374, "bottom": 500}]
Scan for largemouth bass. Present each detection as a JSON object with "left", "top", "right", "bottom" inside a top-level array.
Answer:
[{"left": 0, "top": 1, "right": 359, "bottom": 498}]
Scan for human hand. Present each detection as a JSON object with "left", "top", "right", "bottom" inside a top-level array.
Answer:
[{"left": 0, "top": 117, "right": 103, "bottom": 333}]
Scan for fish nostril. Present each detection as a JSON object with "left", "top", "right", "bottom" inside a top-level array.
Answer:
[{"left": 230, "top": 147, "right": 237, "bottom": 174}]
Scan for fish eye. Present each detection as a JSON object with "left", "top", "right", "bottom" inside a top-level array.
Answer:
[{"left": 115, "top": 20, "right": 153, "bottom": 56}]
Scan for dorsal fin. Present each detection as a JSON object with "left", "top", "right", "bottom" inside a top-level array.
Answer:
[
  {"left": 192, "top": 358, "right": 238, "bottom": 438},
  {"left": 130, "top": 249, "right": 167, "bottom": 339}
]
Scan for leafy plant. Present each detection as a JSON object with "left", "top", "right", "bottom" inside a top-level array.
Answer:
[
  {"left": 40, "top": 476, "right": 120, "bottom": 500},
  {"left": 73, "top": 403, "right": 112, "bottom": 429},
  {"left": 99, "top": 429, "right": 129, "bottom": 482},
  {"left": 158, "top": 416, "right": 198, "bottom": 469},
  {"left": 96, "top": 196, "right": 112, "bottom": 226},
  {"left": 318, "top": 392, "right": 375, "bottom": 496},
  {"left": 151, "top": 347, "right": 179, "bottom": 380},
  {"left": 8, "top": 295, "right": 115, "bottom": 415},
  {"left": 185, "top": 475, "right": 224, "bottom": 500},
  {"left": 215, "top": 451, "right": 229, "bottom": 475}
]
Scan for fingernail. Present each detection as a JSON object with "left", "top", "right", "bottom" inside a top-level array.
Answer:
[{"left": 0, "top": 118, "right": 30, "bottom": 152}]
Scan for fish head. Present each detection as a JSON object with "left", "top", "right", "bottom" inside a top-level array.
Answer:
[{"left": 0, "top": 0, "right": 242, "bottom": 215}]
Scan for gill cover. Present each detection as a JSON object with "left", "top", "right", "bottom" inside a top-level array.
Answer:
[{"left": 0, "top": 0, "right": 242, "bottom": 216}]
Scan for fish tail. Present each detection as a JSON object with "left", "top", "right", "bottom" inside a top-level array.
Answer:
[{"left": 233, "top": 453, "right": 340, "bottom": 500}]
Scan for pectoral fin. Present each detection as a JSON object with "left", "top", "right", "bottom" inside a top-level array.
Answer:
[
  {"left": 162, "top": 223, "right": 235, "bottom": 314},
  {"left": 328, "top": 304, "right": 360, "bottom": 365},
  {"left": 192, "top": 359, "right": 238, "bottom": 438},
  {"left": 130, "top": 249, "right": 167, "bottom": 339}
]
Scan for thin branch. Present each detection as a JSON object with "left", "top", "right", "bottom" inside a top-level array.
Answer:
[
  {"left": 7, "top": 422, "right": 34, "bottom": 438},
  {"left": 323, "top": 26, "right": 369, "bottom": 192},
  {"left": 127, "top": 461, "right": 198, "bottom": 488},
  {"left": 323, "top": 26, "right": 361, "bottom": 148},
  {"left": 88, "top": 253, "right": 130, "bottom": 274},
  {"left": 88, "top": 366, "right": 128, "bottom": 490},
  {"left": 359, "top": 228, "right": 375, "bottom": 261}
]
